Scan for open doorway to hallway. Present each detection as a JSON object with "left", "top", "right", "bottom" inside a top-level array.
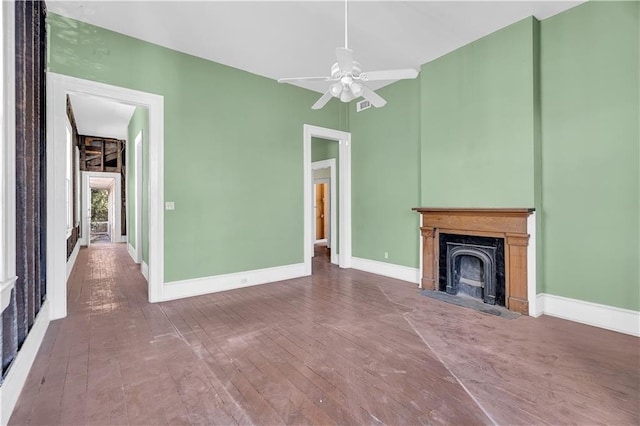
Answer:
[
  {"left": 67, "top": 91, "right": 150, "bottom": 276},
  {"left": 303, "top": 125, "right": 351, "bottom": 276},
  {"left": 50, "top": 73, "right": 164, "bottom": 318}
]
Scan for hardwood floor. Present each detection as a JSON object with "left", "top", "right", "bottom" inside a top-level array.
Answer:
[{"left": 9, "top": 244, "right": 639, "bottom": 425}]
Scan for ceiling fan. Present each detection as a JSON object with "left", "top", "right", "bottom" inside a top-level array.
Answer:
[{"left": 278, "top": 0, "right": 419, "bottom": 110}]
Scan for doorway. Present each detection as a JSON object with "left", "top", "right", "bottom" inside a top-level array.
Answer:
[
  {"left": 312, "top": 158, "right": 337, "bottom": 265},
  {"left": 81, "top": 172, "right": 123, "bottom": 246},
  {"left": 48, "top": 73, "right": 164, "bottom": 319},
  {"left": 303, "top": 125, "right": 351, "bottom": 275},
  {"left": 315, "top": 181, "right": 328, "bottom": 243}
]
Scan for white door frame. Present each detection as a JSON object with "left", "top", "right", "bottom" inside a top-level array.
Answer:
[
  {"left": 47, "top": 73, "right": 164, "bottom": 320},
  {"left": 303, "top": 124, "right": 351, "bottom": 274},
  {"left": 312, "top": 159, "right": 337, "bottom": 265},
  {"left": 133, "top": 130, "right": 143, "bottom": 263},
  {"left": 81, "top": 172, "right": 122, "bottom": 246}
]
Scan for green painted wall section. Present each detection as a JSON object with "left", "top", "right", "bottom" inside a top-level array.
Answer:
[
  {"left": 349, "top": 79, "right": 421, "bottom": 268},
  {"left": 420, "top": 17, "right": 538, "bottom": 207},
  {"left": 126, "top": 106, "right": 149, "bottom": 263},
  {"left": 312, "top": 137, "right": 339, "bottom": 251},
  {"left": 540, "top": 2, "right": 639, "bottom": 310},
  {"left": 48, "top": 13, "right": 341, "bottom": 282}
]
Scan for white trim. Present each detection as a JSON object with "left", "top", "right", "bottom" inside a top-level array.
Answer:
[
  {"left": 127, "top": 243, "right": 137, "bottom": 263},
  {"left": 66, "top": 240, "right": 80, "bottom": 280},
  {"left": 303, "top": 125, "right": 351, "bottom": 275},
  {"left": 48, "top": 73, "right": 164, "bottom": 320},
  {"left": 527, "top": 211, "right": 537, "bottom": 315},
  {"left": 141, "top": 261, "right": 149, "bottom": 282},
  {"left": 163, "top": 263, "right": 305, "bottom": 302},
  {"left": 535, "top": 293, "right": 640, "bottom": 337},
  {"left": 0, "top": 301, "right": 51, "bottom": 426},
  {"left": 0, "top": 1, "right": 16, "bottom": 315},
  {"left": 351, "top": 256, "right": 421, "bottom": 284},
  {"left": 133, "top": 130, "right": 143, "bottom": 264},
  {"left": 312, "top": 159, "right": 337, "bottom": 265}
]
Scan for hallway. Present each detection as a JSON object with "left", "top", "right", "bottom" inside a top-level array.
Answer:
[{"left": 9, "top": 244, "right": 639, "bottom": 425}]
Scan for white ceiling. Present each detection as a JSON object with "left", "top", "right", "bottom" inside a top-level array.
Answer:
[
  {"left": 68, "top": 93, "right": 136, "bottom": 140},
  {"left": 48, "top": 1, "right": 584, "bottom": 94},
  {"left": 89, "top": 176, "right": 115, "bottom": 189}
]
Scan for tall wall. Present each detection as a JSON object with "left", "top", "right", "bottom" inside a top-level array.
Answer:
[
  {"left": 48, "top": 13, "right": 341, "bottom": 282},
  {"left": 349, "top": 79, "right": 421, "bottom": 268},
  {"left": 540, "top": 1, "right": 639, "bottom": 310},
  {"left": 420, "top": 17, "right": 538, "bottom": 208}
]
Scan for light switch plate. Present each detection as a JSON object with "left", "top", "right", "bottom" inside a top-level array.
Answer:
[{"left": 165, "top": 201, "right": 175, "bottom": 210}]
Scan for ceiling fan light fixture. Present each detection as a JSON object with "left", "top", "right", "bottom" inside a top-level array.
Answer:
[
  {"left": 340, "top": 90, "right": 354, "bottom": 103},
  {"left": 350, "top": 82, "right": 363, "bottom": 97},
  {"left": 330, "top": 82, "right": 343, "bottom": 97}
]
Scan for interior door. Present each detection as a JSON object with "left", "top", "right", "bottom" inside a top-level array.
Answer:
[{"left": 315, "top": 183, "right": 326, "bottom": 240}]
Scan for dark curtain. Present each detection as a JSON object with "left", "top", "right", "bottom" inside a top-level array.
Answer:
[{"left": 1, "top": 0, "right": 47, "bottom": 383}]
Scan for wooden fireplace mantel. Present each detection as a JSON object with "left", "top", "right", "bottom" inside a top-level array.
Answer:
[{"left": 413, "top": 207, "right": 534, "bottom": 315}]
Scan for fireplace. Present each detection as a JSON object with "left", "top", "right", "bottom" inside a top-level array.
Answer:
[
  {"left": 439, "top": 234, "right": 505, "bottom": 306},
  {"left": 413, "top": 208, "right": 534, "bottom": 315}
]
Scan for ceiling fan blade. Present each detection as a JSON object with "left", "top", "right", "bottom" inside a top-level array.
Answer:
[
  {"left": 336, "top": 47, "right": 354, "bottom": 73},
  {"left": 311, "top": 90, "right": 334, "bottom": 110},
  {"left": 360, "top": 85, "right": 387, "bottom": 108},
  {"left": 359, "top": 68, "right": 419, "bottom": 81},
  {"left": 278, "top": 76, "right": 332, "bottom": 83}
]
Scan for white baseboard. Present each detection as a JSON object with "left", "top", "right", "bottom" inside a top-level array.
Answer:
[
  {"left": 66, "top": 240, "right": 80, "bottom": 281},
  {"left": 351, "top": 257, "right": 420, "bottom": 284},
  {"left": 163, "top": 263, "right": 306, "bottom": 302},
  {"left": 535, "top": 293, "right": 639, "bottom": 337},
  {"left": 127, "top": 243, "right": 137, "bottom": 263},
  {"left": 141, "top": 261, "right": 149, "bottom": 282},
  {"left": 0, "top": 301, "right": 51, "bottom": 426}
]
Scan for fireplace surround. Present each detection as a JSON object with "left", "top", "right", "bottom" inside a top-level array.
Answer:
[{"left": 413, "top": 208, "right": 534, "bottom": 315}]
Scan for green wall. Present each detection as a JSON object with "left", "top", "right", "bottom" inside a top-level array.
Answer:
[
  {"left": 540, "top": 1, "right": 639, "bottom": 310},
  {"left": 420, "top": 17, "right": 538, "bottom": 207},
  {"left": 126, "top": 106, "right": 149, "bottom": 263},
  {"left": 48, "top": 13, "right": 341, "bottom": 282},
  {"left": 349, "top": 79, "right": 421, "bottom": 268}
]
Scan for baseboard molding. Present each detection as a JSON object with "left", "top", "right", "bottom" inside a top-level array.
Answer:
[
  {"left": 66, "top": 240, "right": 80, "bottom": 281},
  {"left": 0, "top": 301, "right": 51, "bottom": 426},
  {"left": 141, "top": 261, "right": 149, "bottom": 282},
  {"left": 536, "top": 293, "right": 639, "bottom": 337},
  {"left": 351, "top": 257, "right": 420, "bottom": 284},
  {"left": 127, "top": 243, "right": 137, "bottom": 263},
  {"left": 163, "top": 263, "right": 306, "bottom": 302}
]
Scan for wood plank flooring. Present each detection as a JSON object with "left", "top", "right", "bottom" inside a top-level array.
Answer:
[{"left": 9, "top": 243, "right": 640, "bottom": 425}]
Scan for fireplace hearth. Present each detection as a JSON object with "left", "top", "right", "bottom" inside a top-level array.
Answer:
[{"left": 413, "top": 208, "right": 534, "bottom": 315}]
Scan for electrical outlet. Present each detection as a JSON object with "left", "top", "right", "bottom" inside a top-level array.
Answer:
[
  {"left": 165, "top": 201, "right": 175, "bottom": 210},
  {"left": 384, "top": 252, "right": 389, "bottom": 259}
]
